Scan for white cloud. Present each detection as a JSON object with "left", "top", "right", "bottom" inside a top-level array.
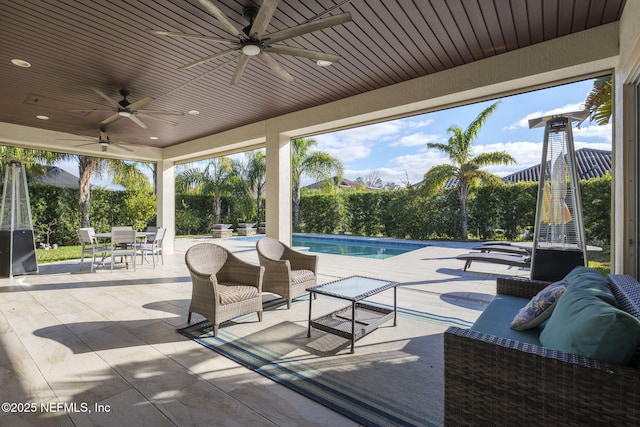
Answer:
[
  {"left": 574, "top": 123, "right": 612, "bottom": 141},
  {"left": 390, "top": 132, "right": 444, "bottom": 147},
  {"left": 505, "top": 103, "right": 586, "bottom": 130},
  {"left": 324, "top": 144, "right": 372, "bottom": 163}
]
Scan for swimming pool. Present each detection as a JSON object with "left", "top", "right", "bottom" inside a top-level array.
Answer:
[{"left": 234, "top": 234, "right": 429, "bottom": 259}]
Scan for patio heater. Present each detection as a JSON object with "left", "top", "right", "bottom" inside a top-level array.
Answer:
[
  {"left": 0, "top": 160, "right": 38, "bottom": 277},
  {"left": 528, "top": 111, "right": 589, "bottom": 282}
]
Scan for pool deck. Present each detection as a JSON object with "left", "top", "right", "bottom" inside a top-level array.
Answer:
[{"left": 0, "top": 236, "right": 532, "bottom": 426}]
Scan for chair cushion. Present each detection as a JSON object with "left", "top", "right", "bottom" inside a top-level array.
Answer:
[
  {"left": 218, "top": 283, "right": 260, "bottom": 304},
  {"left": 510, "top": 280, "right": 567, "bottom": 330},
  {"left": 540, "top": 286, "right": 640, "bottom": 365},
  {"left": 291, "top": 269, "right": 315, "bottom": 285}
]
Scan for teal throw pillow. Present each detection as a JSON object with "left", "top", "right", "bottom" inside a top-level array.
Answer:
[
  {"left": 563, "top": 266, "right": 615, "bottom": 305},
  {"left": 540, "top": 286, "right": 640, "bottom": 365},
  {"left": 510, "top": 280, "right": 567, "bottom": 330}
]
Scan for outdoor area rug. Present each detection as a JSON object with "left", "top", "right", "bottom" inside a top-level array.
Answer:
[{"left": 177, "top": 294, "right": 473, "bottom": 427}]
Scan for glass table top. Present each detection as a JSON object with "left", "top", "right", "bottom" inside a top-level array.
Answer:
[{"left": 307, "top": 275, "right": 396, "bottom": 301}]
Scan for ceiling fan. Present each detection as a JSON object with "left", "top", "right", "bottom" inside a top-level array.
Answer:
[
  {"left": 70, "top": 88, "right": 184, "bottom": 129},
  {"left": 149, "top": 0, "right": 352, "bottom": 85},
  {"left": 57, "top": 128, "right": 136, "bottom": 152}
]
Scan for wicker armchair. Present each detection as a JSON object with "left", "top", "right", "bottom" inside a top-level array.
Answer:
[
  {"left": 444, "top": 274, "right": 640, "bottom": 425},
  {"left": 185, "top": 243, "right": 264, "bottom": 336},
  {"left": 256, "top": 237, "right": 318, "bottom": 309}
]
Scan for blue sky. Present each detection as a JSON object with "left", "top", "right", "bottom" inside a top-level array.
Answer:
[
  {"left": 58, "top": 77, "right": 611, "bottom": 188},
  {"left": 309, "top": 77, "right": 611, "bottom": 187}
]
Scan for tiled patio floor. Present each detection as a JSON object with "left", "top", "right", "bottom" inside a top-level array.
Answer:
[{"left": 0, "top": 236, "right": 531, "bottom": 426}]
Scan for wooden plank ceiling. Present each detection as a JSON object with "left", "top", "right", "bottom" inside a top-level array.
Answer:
[{"left": 0, "top": 0, "right": 626, "bottom": 152}]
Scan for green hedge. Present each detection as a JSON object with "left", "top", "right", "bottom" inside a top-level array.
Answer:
[
  {"left": 27, "top": 184, "right": 155, "bottom": 246},
  {"left": 21, "top": 175, "right": 611, "bottom": 246}
]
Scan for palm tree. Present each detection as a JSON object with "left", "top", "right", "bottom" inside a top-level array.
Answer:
[
  {"left": 242, "top": 150, "right": 266, "bottom": 222},
  {"left": 77, "top": 156, "right": 148, "bottom": 228},
  {"left": 421, "top": 102, "right": 516, "bottom": 240},
  {"left": 178, "top": 156, "right": 249, "bottom": 225},
  {"left": 291, "top": 138, "right": 343, "bottom": 232},
  {"left": 585, "top": 75, "right": 612, "bottom": 125}
]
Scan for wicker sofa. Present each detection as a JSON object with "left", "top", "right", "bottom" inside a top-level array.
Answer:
[{"left": 444, "top": 273, "right": 640, "bottom": 425}]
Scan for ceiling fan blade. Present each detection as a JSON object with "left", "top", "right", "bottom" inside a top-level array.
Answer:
[
  {"left": 127, "top": 96, "right": 154, "bottom": 110},
  {"left": 197, "top": 0, "right": 247, "bottom": 40},
  {"left": 101, "top": 113, "right": 122, "bottom": 125},
  {"left": 231, "top": 54, "right": 251, "bottom": 86},
  {"left": 68, "top": 109, "right": 114, "bottom": 113},
  {"left": 111, "top": 138, "right": 137, "bottom": 144},
  {"left": 74, "top": 142, "right": 98, "bottom": 147},
  {"left": 136, "top": 113, "right": 178, "bottom": 126},
  {"left": 250, "top": 0, "right": 280, "bottom": 39},
  {"left": 91, "top": 87, "right": 120, "bottom": 108},
  {"left": 147, "top": 29, "right": 237, "bottom": 45},
  {"left": 112, "top": 142, "right": 134, "bottom": 153},
  {"left": 266, "top": 12, "right": 352, "bottom": 44},
  {"left": 258, "top": 52, "right": 295, "bottom": 83},
  {"left": 138, "top": 109, "right": 184, "bottom": 116},
  {"left": 129, "top": 115, "right": 148, "bottom": 129},
  {"left": 267, "top": 45, "right": 341, "bottom": 63},
  {"left": 179, "top": 48, "right": 239, "bottom": 70}
]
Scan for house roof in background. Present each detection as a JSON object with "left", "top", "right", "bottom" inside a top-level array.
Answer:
[
  {"left": 502, "top": 148, "right": 611, "bottom": 183},
  {"left": 305, "top": 176, "right": 383, "bottom": 190},
  {"left": 31, "top": 166, "right": 79, "bottom": 189}
]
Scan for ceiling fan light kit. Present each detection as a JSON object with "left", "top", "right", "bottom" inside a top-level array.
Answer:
[
  {"left": 150, "top": 0, "right": 352, "bottom": 85},
  {"left": 241, "top": 41, "right": 262, "bottom": 56}
]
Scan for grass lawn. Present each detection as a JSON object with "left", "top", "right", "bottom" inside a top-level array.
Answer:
[{"left": 36, "top": 245, "right": 86, "bottom": 264}]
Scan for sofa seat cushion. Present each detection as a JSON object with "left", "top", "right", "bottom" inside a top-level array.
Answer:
[
  {"left": 471, "top": 295, "right": 542, "bottom": 345},
  {"left": 540, "top": 286, "right": 640, "bottom": 365}
]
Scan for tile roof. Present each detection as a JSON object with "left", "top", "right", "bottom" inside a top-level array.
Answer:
[{"left": 502, "top": 148, "right": 611, "bottom": 183}]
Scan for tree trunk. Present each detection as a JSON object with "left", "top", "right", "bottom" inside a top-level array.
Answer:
[
  {"left": 78, "top": 157, "right": 96, "bottom": 228},
  {"left": 213, "top": 195, "right": 222, "bottom": 225},
  {"left": 459, "top": 184, "right": 469, "bottom": 240},
  {"left": 460, "top": 197, "right": 468, "bottom": 240},
  {"left": 256, "top": 186, "right": 263, "bottom": 222},
  {"left": 293, "top": 186, "right": 301, "bottom": 232}
]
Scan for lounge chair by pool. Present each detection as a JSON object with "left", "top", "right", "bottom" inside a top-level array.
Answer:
[
  {"left": 456, "top": 252, "right": 531, "bottom": 271},
  {"left": 471, "top": 244, "right": 530, "bottom": 256}
]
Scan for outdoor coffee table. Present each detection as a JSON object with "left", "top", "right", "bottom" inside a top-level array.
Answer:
[{"left": 306, "top": 275, "right": 398, "bottom": 353}]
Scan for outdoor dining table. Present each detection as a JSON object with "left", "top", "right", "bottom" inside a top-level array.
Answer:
[
  {"left": 94, "top": 231, "right": 155, "bottom": 240},
  {"left": 92, "top": 230, "right": 155, "bottom": 268}
]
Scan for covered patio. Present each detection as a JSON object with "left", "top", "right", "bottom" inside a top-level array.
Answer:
[
  {"left": 0, "top": 237, "right": 513, "bottom": 425},
  {"left": 3, "top": 1, "right": 640, "bottom": 425},
  {"left": 2, "top": 1, "right": 639, "bottom": 275}
]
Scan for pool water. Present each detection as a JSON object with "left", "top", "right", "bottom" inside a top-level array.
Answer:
[{"left": 234, "top": 234, "right": 429, "bottom": 260}]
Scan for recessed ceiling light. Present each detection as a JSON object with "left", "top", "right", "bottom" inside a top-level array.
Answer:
[
  {"left": 11, "top": 59, "right": 31, "bottom": 67},
  {"left": 36, "top": 115, "right": 49, "bottom": 120},
  {"left": 316, "top": 60, "right": 333, "bottom": 67},
  {"left": 188, "top": 110, "right": 200, "bottom": 115},
  {"left": 149, "top": 136, "right": 159, "bottom": 140}
]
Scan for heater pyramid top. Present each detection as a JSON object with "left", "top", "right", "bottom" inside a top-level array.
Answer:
[{"left": 528, "top": 110, "right": 590, "bottom": 129}]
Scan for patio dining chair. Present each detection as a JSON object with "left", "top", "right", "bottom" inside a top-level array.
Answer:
[
  {"left": 185, "top": 243, "right": 264, "bottom": 336},
  {"left": 256, "top": 237, "right": 318, "bottom": 309},
  {"left": 110, "top": 227, "right": 137, "bottom": 272},
  {"left": 77, "top": 227, "right": 108, "bottom": 272},
  {"left": 138, "top": 227, "right": 166, "bottom": 267}
]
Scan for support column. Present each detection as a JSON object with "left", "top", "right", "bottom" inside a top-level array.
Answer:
[
  {"left": 157, "top": 159, "right": 176, "bottom": 253},
  {"left": 265, "top": 130, "right": 292, "bottom": 245}
]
